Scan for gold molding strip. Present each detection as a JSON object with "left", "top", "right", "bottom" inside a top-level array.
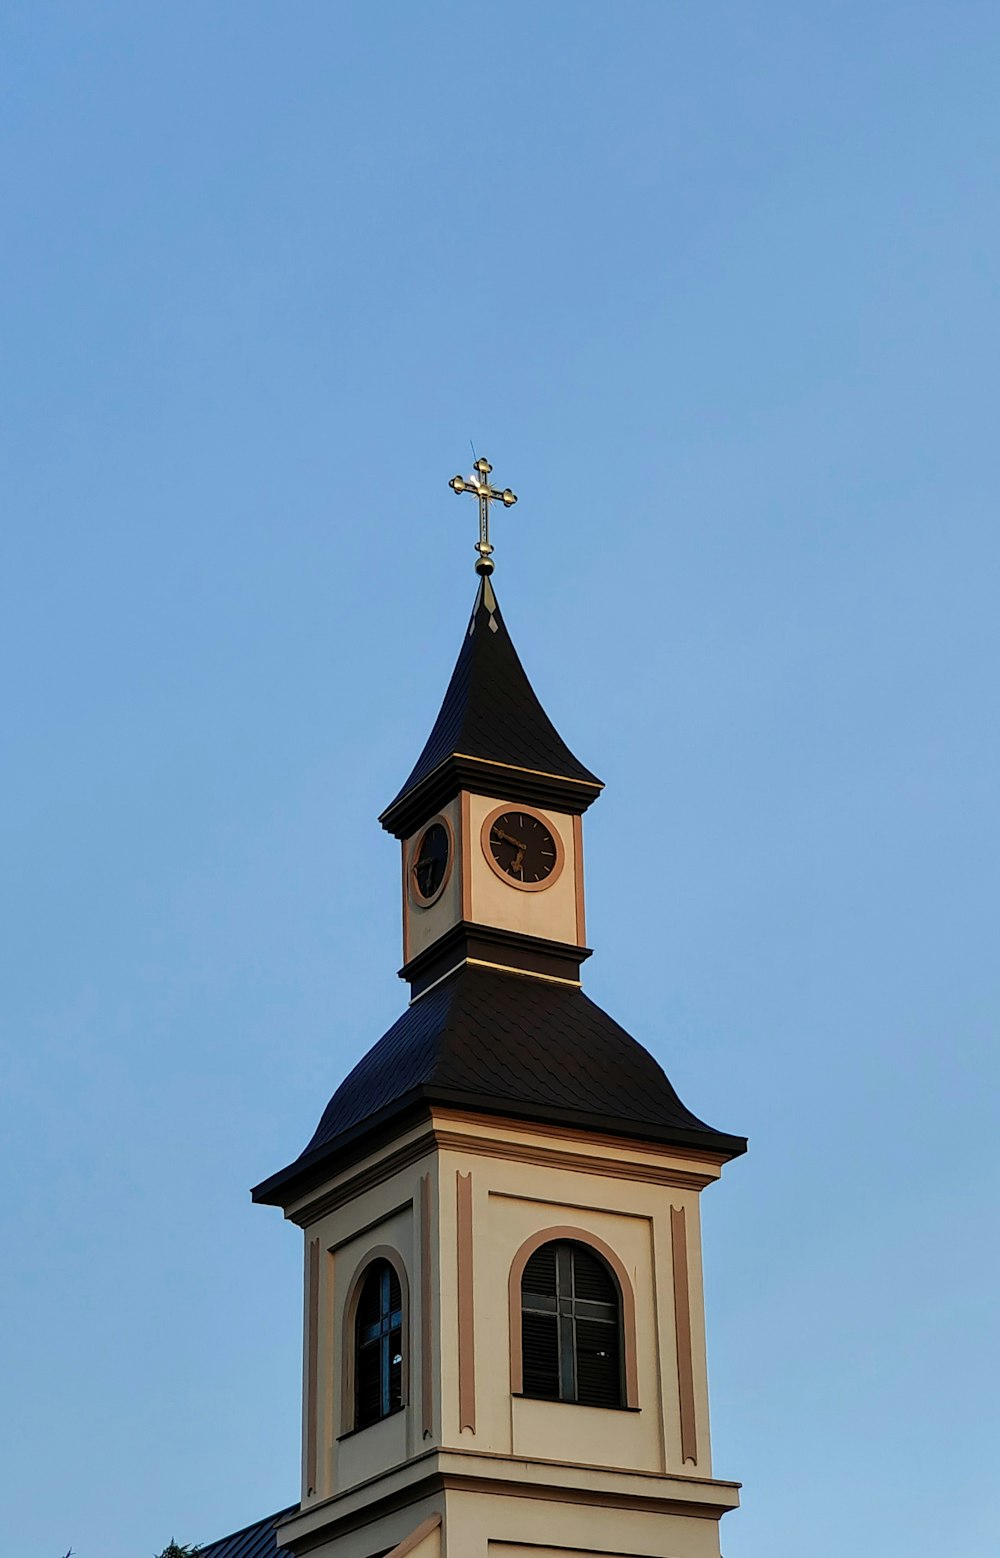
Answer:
[
  {"left": 456, "top": 1171, "right": 476, "bottom": 1433},
  {"left": 453, "top": 751, "right": 603, "bottom": 788},
  {"left": 408, "top": 956, "right": 582, "bottom": 1006},
  {"left": 420, "top": 1173, "right": 434, "bottom": 1439},
  {"left": 305, "top": 1237, "right": 320, "bottom": 1495},
  {"left": 671, "top": 1205, "right": 698, "bottom": 1464},
  {"left": 464, "top": 956, "right": 580, "bottom": 987},
  {"left": 408, "top": 961, "right": 466, "bottom": 1004}
]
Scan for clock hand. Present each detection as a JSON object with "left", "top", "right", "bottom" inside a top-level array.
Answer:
[{"left": 493, "top": 826, "right": 527, "bottom": 851}]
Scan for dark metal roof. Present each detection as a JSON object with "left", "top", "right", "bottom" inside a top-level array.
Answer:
[
  {"left": 196, "top": 1505, "right": 297, "bottom": 1558},
  {"left": 253, "top": 966, "right": 746, "bottom": 1205},
  {"left": 380, "top": 578, "right": 602, "bottom": 836}
]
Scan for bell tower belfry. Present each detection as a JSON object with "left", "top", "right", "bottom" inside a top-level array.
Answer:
[{"left": 252, "top": 461, "right": 746, "bottom": 1558}]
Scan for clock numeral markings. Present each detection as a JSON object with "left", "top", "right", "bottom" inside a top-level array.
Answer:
[{"left": 488, "top": 812, "right": 557, "bottom": 886}]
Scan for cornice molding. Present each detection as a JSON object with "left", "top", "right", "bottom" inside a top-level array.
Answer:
[
  {"left": 380, "top": 754, "right": 602, "bottom": 840},
  {"left": 288, "top": 1115, "right": 723, "bottom": 1227},
  {"left": 279, "top": 1450, "right": 739, "bottom": 1553}
]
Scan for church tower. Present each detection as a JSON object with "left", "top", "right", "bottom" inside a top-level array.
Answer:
[{"left": 252, "top": 460, "right": 746, "bottom": 1558}]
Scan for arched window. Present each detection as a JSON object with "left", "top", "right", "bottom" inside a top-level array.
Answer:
[
  {"left": 354, "top": 1259, "right": 404, "bottom": 1429},
  {"left": 520, "top": 1239, "right": 624, "bottom": 1408}
]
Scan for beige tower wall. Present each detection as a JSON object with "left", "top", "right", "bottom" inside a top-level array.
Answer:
[
  {"left": 432, "top": 1115, "right": 714, "bottom": 1479},
  {"left": 402, "top": 793, "right": 584, "bottom": 967},
  {"left": 280, "top": 1108, "right": 736, "bottom": 1558},
  {"left": 402, "top": 796, "right": 463, "bottom": 963},
  {"left": 292, "top": 1122, "right": 441, "bottom": 1507},
  {"left": 466, "top": 793, "right": 580, "bottom": 945},
  {"left": 445, "top": 1484, "right": 729, "bottom": 1558}
]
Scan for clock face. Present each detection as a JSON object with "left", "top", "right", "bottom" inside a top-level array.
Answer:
[
  {"left": 411, "top": 821, "right": 450, "bottom": 903},
  {"left": 487, "top": 810, "right": 558, "bottom": 885}
]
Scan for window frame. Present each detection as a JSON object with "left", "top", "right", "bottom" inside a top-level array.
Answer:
[
  {"left": 521, "top": 1240, "right": 624, "bottom": 1406},
  {"left": 340, "top": 1246, "right": 410, "bottom": 1435},
  {"left": 508, "top": 1225, "right": 640, "bottom": 1410}
]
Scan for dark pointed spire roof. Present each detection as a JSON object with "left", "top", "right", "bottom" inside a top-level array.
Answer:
[
  {"left": 252, "top": 965, "right": 746, "bottom": 1206},
  {"left": 380, "top": 577, "right": 602, "bottom": 837}
]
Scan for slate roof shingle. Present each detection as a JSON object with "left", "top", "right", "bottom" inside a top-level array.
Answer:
[
  {"left": 253, "top": 966, "right": 746, "bottom": 1204},
  {"left": 380, "top": 577, "right": 601, "bottom": 832},
  {"left": 196, "top": 1505, "right": 296, "bottom": 1558}
]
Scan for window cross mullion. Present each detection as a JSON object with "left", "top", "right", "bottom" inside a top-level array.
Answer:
[
  {"left": 355, "top": 1259, "right": 405, "bottom": 1430},
  {"left": 520, "top": 1240, "right": 624, "bottom": 1411},
  {"left": 556, "top": 1245, "right": 576, "bottom": 1400}
]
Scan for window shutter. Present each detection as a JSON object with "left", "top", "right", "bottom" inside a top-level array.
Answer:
[
  {"left": 572, "top": 1246, "right": 617, "bottom": 1306},
  {"left": 356, "top": 1265, "right": 384, "bottom": 1332},
  {"left": 520, "top": 1239, "right": 625, "bottom": 1410},
  {"left": 572, "top": 1246, "right": 623, "bottom": 1409},
  {"left": 356, "top": 1335, "right": 383, "bottom": 1427},
  {"left": 574, "top": 1316, "right": 622, "bottom": 1408},
  {"left": 523, "top": 1243, "right": 558, "bottom": 1298},
  {"left": 521, "top": 1311, "right": 560, "bottom": 1399}
]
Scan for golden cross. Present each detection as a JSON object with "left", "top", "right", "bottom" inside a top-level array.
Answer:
[{"left": 448, "top": 456, "right": 517, "bottom": 576}]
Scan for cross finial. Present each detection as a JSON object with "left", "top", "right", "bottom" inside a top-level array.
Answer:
[{"left": 448, "top": 456, "right": 517, "bottom": 575}]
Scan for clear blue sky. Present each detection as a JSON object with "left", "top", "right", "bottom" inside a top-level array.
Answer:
[{"left": 2, "top": 5, "right": 998, "bottom": 1555}]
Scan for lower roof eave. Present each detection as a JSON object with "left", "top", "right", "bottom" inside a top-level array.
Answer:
[
  {"left": 379, "top": 752, "right": 604, "bottom": 839},
  {"left": 251, "top": 1086, "right": 745, "bottom": 1211},
  {"left": 250, "top": 1088, "right": 431, "bottom": 1208},
  {"left": 421, "top": 1084, "right": 748, "bottom": 1161}
]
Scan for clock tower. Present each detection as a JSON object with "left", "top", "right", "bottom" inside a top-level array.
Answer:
[
  {"left": 389, "top": 569, "right": 598, "bottom": 1001},
  {"left": 251, "top": 461, "right": 746, "bottom": 1558}
]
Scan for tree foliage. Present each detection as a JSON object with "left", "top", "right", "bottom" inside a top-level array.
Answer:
[{"left": 155, "top": 1544, "right": 202, "bottom": 1558}]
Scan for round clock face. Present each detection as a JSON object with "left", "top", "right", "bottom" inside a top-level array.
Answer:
[
  {"left": 411, "top": 821, "right": 450, "bottom": 904},
  {"left": 487, "top": 810, "right": 558, "bottom": 885}
]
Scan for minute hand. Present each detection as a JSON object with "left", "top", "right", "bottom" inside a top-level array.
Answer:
[{"left": 493, "top": 827, "right": 526, "bottom": 851}]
